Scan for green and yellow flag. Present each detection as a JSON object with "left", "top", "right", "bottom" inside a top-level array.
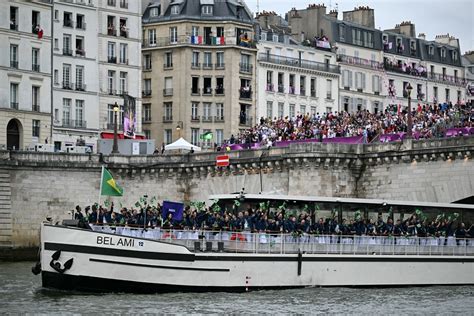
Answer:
[{"left": 100, "top": 167, "right": 123, "bottom": 196}]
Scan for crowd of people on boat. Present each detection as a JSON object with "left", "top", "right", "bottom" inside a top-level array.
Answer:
[
  {"left": 74, "top": 203, "right": 474, "bottom": 241},
  {"left": 224, "top": 101, "right": 473, "bottom": 147}
]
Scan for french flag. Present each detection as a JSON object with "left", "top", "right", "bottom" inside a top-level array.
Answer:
[{"left": 191, "top": 36, "right": 202, "bottom": 44}]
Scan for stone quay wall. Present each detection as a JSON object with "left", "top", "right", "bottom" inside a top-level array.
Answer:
[{"left": 0, "top": 136, "right": 473, "bottom": 252}]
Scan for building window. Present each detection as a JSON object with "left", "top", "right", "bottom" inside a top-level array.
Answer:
[
  {"left": 310, "top": 78, "right": 316, "bottom": 97},
  {"left": 32, "top": 86, "right": 40, "bottom": 111},
  {"left": 32, "top": 120, "right": 40, "bottom": 137},
  {"left": 215, "top": 129, "right": 223, "bottom": 145},
  {"left": 216, "top": 52, "right": 224, "bottom": 68},
  {"left": 165, "top": 52, "right": 173, "bottom": 68},
  {"left": 75, "top": 100, "right": 84, "bottom": 126},
  {"left": 63, "top": 98, "right": 71, "bottom": 125},
  {"left": 191, "top": 102, "right": 199, "bottom": 120},
  {"left": 148, "top": 29, "right": 156, "bottom": 45},
  {"left": 164, "top": 129, "right": 172, "bottom": 144},
  {"left": 433, "top": 86, "right": 438, "bottom": 103},
  {"left": 143, "top": 130, "right": 151, "bottom": 139},
  {"left": 266, "top": 101, "right": 273, "bottom": 118},
  {"left": 326, "top": 79, "right": 332, "bottom": 99},
  {"left": 164, "top": 77, "right": 173, "bottom": 96},
  {"left": 445, "top": 88, "right": 450, "bottom": 102},
  {"left": 32, "top": 48, "right": 40, "bottom": 71},
  {"left": 441, "top": 48, "right": 446, "bottom": 59},
  {"left": 76, "top": 66, "right": 84, "bottom": 90},
  {"left": 54, "top": 69, "right": 59, "bottom": 85},
  {"left": 143, "top": 104, "right": 151, "bottom": 122},
  {"left": 372, "top": 75, "right": 380, "bottom": 94},
  {"left": 143, "top": 79, "right": 151, "bottom": 96},
  {"left": 108, "top": 70, "right": 116, "bottom": 94},
  {"left": 169, "top": 27, "right": 178, "bottom": 44},
  {"left": 76, "top": 14, "right": 85, "bottom": 29},
  {"left": 216, "top": 103, "right": 224, "bottom": 121},
  {"left": 63, "top": 34, "right": 72, "bottom": 55},
  {"left": 150, "top": 7, "right": 159, "bottom": 17},
  {"left": 144, "top": 54, "right": 152, "bottom": 70},
  {"left": 62, "top": 64, "right": 71, "bottom": 88},
  {"left": 289, "top": 104, "right": 295, "bottom": 118},
  {"left": 107, "top": 42, "right": 116, "bottom": 62},
  {"left": 164, "top": 102, "right": 172, "bottom": 120},
  {"left": 107, "top": 104, "right": 124, "bottom": 127},
  {"left": 203, "top": 103, "right": 212, "bottom": 121},
  {"left": 10, "top": 83, "right": 19, "bottom": 109},
  {"left": 171, "top": 5, "right": 179, "bottom": 14},
  {"left": 119, "top": 72, "right": 127, "bottom": 95},
  {"left": 278, "top": 102, "right": 284, "bottom": 118},
  {"left": 63, "top": 12, "right": 73, "bottom": 27},
  {"left": 339, "top": 24, "right": 345, "bottom": 42},
  {"left": 310, "top": 106, "right": 316, "bottom": 116},
  {"left": 191, "top": 26, "right": 199, "bottom": 36},
  {"left": 119, "top": 43, "right": 128, "bottom": 64},
  {"left": 10, "top": 6, "right": 18, "bottom": 30},
  {"left": 202, "top": 5, "right": 213, "bottom": 15},
  {"left": 10, "top": 44, "right": 18, "bottom": 68},
  {"left": 299, "top": 105, "right": 306, "bottom": 115},
  {"left": 192, "top": 51, "right": 200, "bottom": 67},
  {"left": 191, "top": 128, "right": 199, "bottom": 146},
  {"left": 204, "top": 52, "right": 212, "bottom": 68}
]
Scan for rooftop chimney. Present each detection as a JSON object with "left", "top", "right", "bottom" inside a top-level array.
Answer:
[
  {"left": 342, "top": 6, "right": 374, "bottom": 28},
  {"left": 328, "top": 9, "right": 338, "bottom": 19}
]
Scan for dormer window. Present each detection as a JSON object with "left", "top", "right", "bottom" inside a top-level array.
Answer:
[
  {"left": 260, "top": 32, "right": 267, "bottom": 41},
  {"left": 170, "top": 5, "right": 179, "bottom": 15},
  {"left": 428, "top": 45, "right": 434, "bottom": 56},
  {"left": 452, "top": 50, "right": 458, "bottom": 61},
  {"left": 440, "top": 47, "right": 446, "bottom": 59},
  {"left": 150, "top": 7, "right": 159, "bottom": 17},
  {"left": 202, "top": 5, "right": 213, "bottom": 15}
]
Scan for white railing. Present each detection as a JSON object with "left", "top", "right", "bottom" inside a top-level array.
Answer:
[{"left": 89, "top": 225, "right": 474, "bottom": 256}]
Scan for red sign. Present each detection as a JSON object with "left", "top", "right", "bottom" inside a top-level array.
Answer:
[{"left": 216, "top": 155, "right": 230, "bottom": 167}]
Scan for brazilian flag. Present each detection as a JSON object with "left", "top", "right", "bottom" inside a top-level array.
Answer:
[{"left": 100, "top": 167, "right": 123, "bottom": 196}]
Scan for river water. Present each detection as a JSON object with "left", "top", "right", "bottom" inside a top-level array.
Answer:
[{"left": 0, "top": 261, "right": 472, "bottom": 314}]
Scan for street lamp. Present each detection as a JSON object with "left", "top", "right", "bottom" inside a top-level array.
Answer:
[
  {"left": 406, "top": 83, "right": 413, "bottom": 139},
  {"left": 112, "top": 102, "right": 119, "bottom": 153}
]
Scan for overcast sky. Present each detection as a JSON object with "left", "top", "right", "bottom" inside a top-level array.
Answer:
[{"left": 245, "top": 0, "right": 474, "bottom": 53}]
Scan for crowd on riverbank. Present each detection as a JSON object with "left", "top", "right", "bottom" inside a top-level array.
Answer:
[
  {"left": 226, "top": 101, "right": 473, "bottom": 147},
  {"left": 74, "top": 203, "right": 474, "bottom": 239}
]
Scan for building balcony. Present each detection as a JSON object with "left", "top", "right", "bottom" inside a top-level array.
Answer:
[
  {"left": 10, "top": 102, "right": 19, "bottom": 110},
  {"left": 76, "top": 22, "right": 86, "bottom": 30},
  {"left": 163, "top": 63, "right": 173, "bottom": 69},
  {"left": 143, "top": 65, "right": 152, "bottom": 71},
  {"left": 203, "top": 63, "right": 213, "bottom": 70},
  {"left": 337, "top": 54, "right": 383, "bottom": 71},
  {"left": 63, "top": 20, "right": 73, "bottom": 28},
  {"left": 76, "top": 49, "right": 85, "bottom": 57},
  {"left": 191, "top": 115, "right": 200, "bottom": 122},
  {"left": 215, "top": 88, "right": 225, "bottom": 95},
  {"left": 310, "top": 90, "right": 317, "bottom": 98},
  {"left": 215, "top": 63, "right": 225, "bottom": 70},
  {"left": 142, "top": 90, "right": 152, "bottom": 97},
  {"left": 191, "top": 88, "right": 200, "bottom": 96},
  {"left": 239, "top": 63, "right": 252, "bottom": 74},
  {"left": 118, "top": 58, "right": 128, "bottom": 65},
  {"left": 107, "top": 0, "right": 116, "bottom": 5},
  {"left": 62, "top": 82, "right": 73, "bottom": 90},
  {"left": 239, "top": 116, "right": 253, "bottom": 126},
  {"left": 63, "top": 48, "right": 73, "bottom": 56},
  {"left": 120, "top": 29, "right": 128, "bottom": 38},
  {"left": 10, "top": 23, "right": 18, "bottom": 31},
  {"left": 75, "top": 83, "right": 86, "bottom": 91},
  {"left": 63, "top": 119, "right": 88, "bottom": 129},
  {"left": 214, "top": 116, "right": 224, "bottom": 122},
  {"left": 142, "top": 117, "right": 152, "bottom": 124},
  {"left": 32, "top": 104, "right": 40, "bottom": 112},
  {"left": 162, "top": 116, "right": 173, "bottom": 123},
  {"left": 428, "top": 72, "right": 466, "bottom": 87},
  {"left": 265, "top": 84, "right": 274, "bottom": 92},
  {"left": 30, "top": 63, "right": 39, "bottom": 72},
  {"left": 277, "top": 85, "right": 284, "bottom": 93},
  {"left": 239, "top": 89, "right": 252, "bottom": 99},
  {"left": 300, "top": 89, "right": 306, "bottom": 96},
  {"left": 203, "top": 87, "right": 213, "bottom": 96},
  {"left": 107, "top": 28, "right": 117, "bottom": 36},
  {"left": 259, "top": 53, "right": 340, "bottom": 74},
  {"left": 163, "top": 88, "right": 173, "bottom": 96},
  {"left": 384, "top": 61, "right": 427, "bottom": 78},
  {"left": 191, "top": 62, "right": 201, "bottom": 69},
  {"left": 288, "top": 86, "right": 296, "bottom": 95},
  {"left": 108, "top": 56, "right": 117, "bottom": 64},
  {"left": 106, "top": 123, "right": 123, "bottom": 130},
  {"left": 202, "top": 116, "right": 213, "bottom": 122},
  {"left": 10, "top": 61, "right": 18, "bottom": 69}
]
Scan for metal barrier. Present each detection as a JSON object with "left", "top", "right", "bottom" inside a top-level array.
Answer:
[{"left": 89, "top": 225, "right": 474, "bottom": 256}]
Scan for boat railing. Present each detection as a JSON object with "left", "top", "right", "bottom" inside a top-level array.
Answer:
[{"left": 89, "top": 225, "right": 474, "bottom": 256}]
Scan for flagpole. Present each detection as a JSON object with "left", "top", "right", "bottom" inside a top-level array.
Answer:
[{"left": 98, "top": 166, "right": 104, "bottom": 223}]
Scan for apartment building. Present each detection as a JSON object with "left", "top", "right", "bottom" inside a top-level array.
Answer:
[
  {"left": 255, "top": 12, "right": 340, "bottom": 119},
  {"left": 0, "top": 0, "right": 52, "bottom": 150},
  {"left": 462, "top": 51, "right": 474, "bottom": 103},
  {"left": 141, "top": 0, "right": 257, "bottom": 147}
]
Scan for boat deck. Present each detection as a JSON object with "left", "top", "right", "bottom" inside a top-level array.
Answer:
[{"left": 90, "top": 225, "right": 474, "bottom": 256}]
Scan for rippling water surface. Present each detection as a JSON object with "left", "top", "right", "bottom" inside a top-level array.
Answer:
[{"left": 0, "top": 262, "right": 472, "bottom": 314}]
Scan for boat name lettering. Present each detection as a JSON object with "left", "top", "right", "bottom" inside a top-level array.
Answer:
[{"left": 96, "top": 236, "right": 135, "bottom": 247}]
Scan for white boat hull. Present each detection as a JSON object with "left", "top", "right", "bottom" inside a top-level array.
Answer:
[{"left": 40, "top": 224, "right": 474, "bottom": 292}]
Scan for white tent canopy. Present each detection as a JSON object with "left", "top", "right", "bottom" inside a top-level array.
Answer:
[{"left": 164, "top": 137, "right": 201, "bottom": 152}]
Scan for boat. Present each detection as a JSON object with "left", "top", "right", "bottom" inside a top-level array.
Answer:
[{"left": 37, "top": 194, "right": 474, "bottom": 292}]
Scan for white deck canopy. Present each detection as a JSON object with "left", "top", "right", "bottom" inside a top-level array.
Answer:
[{"left": 164, "top": 137, "right": 201, "bottom": 152}]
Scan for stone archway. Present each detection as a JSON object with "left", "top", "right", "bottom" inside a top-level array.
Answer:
[{"left": 6, "top": 119, "right": 22, "bottom": 150}]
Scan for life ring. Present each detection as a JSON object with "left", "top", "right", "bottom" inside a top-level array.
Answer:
[
  {"left": 230, "top": 233, "right": 246, "bottom": 241},
  {"left": 162, "top": 233, "right": 176, "bottom": 239}
]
